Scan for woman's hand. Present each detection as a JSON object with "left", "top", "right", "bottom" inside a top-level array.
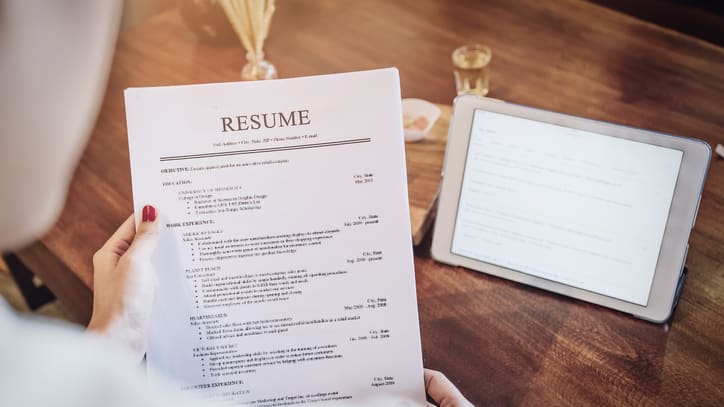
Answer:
[
  {"left": 425, "top": 369, "right": 474, "bottom": 407},
  {"left": 87, "top": 206, "right": 159, "bottom": 361}
]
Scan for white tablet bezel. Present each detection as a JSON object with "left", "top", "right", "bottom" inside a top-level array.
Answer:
[{"left": 431, "top": 95, "right": 711, "bottom": 322}]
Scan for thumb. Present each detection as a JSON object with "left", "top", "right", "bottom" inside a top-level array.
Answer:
[{"left": 127, "top": 205, "right": 160, "bottom": 260}]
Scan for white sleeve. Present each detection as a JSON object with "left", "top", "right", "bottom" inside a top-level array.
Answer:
[{"left": 0, "top": 301, "right": 204, "bottom": 407}]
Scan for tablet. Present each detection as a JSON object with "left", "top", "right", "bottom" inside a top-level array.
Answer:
[{"left": 431, "top": 96, "right": 711, "bottom": 322}]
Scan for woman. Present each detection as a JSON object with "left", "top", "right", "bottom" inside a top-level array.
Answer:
[{"left": 0, "top": 1, "right": 472, "bottom": 406}]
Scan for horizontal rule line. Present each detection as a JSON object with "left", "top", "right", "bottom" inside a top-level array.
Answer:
[{"left": 159, "top": 138, "right": 372, "bottom": 162}]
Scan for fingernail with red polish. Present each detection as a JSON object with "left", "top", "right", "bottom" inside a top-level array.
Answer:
[{"left": 142, "top": 205, "right": 156, "bottom": 222}]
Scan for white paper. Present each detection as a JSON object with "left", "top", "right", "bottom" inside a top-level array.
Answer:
[{"left": 125, "top": 69, "right": 425, "bottom": 406}]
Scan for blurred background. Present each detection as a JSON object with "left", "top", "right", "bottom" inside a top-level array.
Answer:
[{"left": 119, "top": 0, "right": 724, "bottom": 45}]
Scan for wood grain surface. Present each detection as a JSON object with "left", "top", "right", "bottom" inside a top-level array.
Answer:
[
  {"left": 407, "top": 105, "right": 451, "bottom": 245},
  {"left": 19, "top": 1, "right": 724, "bottom": 405}
]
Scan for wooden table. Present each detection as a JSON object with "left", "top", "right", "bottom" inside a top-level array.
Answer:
[{"left": 19, "top": 1, "right": 724, "bottom": 405}]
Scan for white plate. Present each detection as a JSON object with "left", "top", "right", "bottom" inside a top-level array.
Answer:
[{"left": 402, "top": 98, "right": 441, "bottom": 142}]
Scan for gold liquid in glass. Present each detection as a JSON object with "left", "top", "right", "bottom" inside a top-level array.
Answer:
[{"left": 452, "top": 44, "right": 492, "bottom": 96}]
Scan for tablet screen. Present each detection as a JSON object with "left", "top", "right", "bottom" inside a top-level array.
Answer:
[{"left": 451, "top": 109, "right": 683, "bottom": 305}]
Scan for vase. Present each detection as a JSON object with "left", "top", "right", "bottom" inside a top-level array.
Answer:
[{"left": 241, "top": 51, "right": 277, "bottom": 81}]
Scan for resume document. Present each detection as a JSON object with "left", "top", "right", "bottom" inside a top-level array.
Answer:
[{"left": 125, "top": 69, "right": 426, "bottom": 406}]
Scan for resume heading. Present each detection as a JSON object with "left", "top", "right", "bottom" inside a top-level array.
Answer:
[{"left": 221, "top": 110, "right": 311, "bottom": 132}]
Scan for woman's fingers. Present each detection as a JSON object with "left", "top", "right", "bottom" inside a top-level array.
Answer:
[
  {"left": 93, "top": 214, "right": 135, "bottom": 272},
  {"left": 125, "top": 205, "right": 159, "bottom": 261},
  {"left": 92, "top": 206, "right": 160, "bottom": 275},
  {"left": 104, "top": 214, "right": 136, "bottom": 255},
  {"left": 424, "top": 369, "right": 473, "bottom": 407}
]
